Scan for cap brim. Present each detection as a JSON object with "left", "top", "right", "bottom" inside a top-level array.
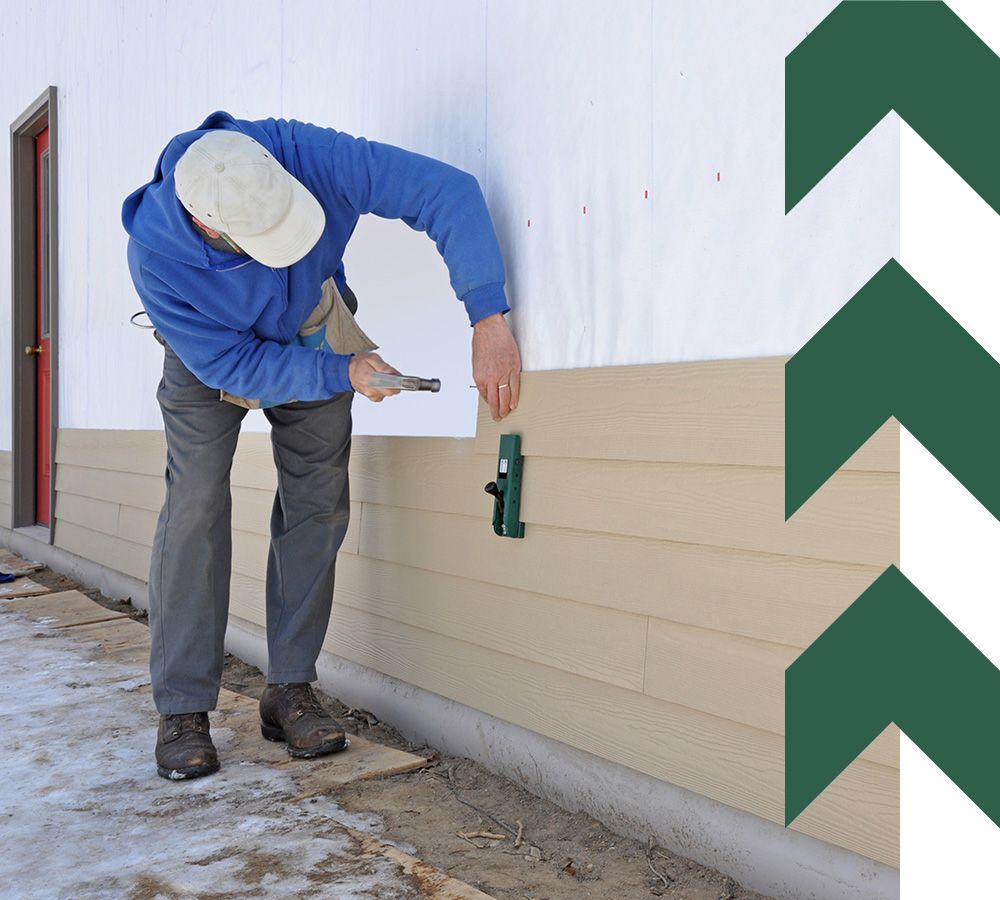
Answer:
[{"left": 229, "top": 174, "right": 325, "bottom": 268}]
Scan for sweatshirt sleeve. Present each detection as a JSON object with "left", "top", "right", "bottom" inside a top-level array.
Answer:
[
  {"left": 276, "top": 119, "right": 511, "bottom": 326},
  {"left": 133, "top": 257, "right": 353, "bottom": 400}
]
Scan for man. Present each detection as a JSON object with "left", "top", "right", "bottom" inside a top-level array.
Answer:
[{"left": 121, "top": 110, "right": 521, "bottom": 780}]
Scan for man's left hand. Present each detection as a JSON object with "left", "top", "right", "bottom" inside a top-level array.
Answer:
[{"left": 472, "top": 313, "right": 521, "bottom": 421}]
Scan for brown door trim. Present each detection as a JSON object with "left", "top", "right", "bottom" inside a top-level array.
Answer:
[{"left": 10, "top": 86, "right": 58, "bottom": 539}]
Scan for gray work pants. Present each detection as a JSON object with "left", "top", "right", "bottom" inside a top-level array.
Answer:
[{"left": 148, "top": 330, "right": 353, "bottom": 715}]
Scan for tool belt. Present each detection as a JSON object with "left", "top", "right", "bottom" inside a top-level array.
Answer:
[{"left": 220, "top": 276, "right": 378, "bottom": 409}]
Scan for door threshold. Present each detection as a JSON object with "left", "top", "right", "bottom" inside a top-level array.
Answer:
[{"left": 13, "top": 524, "right": 52, "bottom": 545}]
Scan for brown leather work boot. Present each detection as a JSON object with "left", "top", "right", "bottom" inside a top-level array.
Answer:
[
  {"left": 155, "top": 712, "right": 220, "bottom": 781},
  {"left": 259, "top": 682, "right": 348, "bottom": 758}
]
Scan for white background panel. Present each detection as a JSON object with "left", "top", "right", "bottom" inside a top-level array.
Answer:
[{"left": 343, "top": 215, "right": 479, "bottom": 436}]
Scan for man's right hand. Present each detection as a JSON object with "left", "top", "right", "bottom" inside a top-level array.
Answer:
[{"left": 349, "top": 352, "right": 403, "bottom": 402}]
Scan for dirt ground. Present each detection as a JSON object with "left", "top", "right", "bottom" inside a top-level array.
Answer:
[{"left": 29, "top": 565, "right": 770, "bottom": 900}]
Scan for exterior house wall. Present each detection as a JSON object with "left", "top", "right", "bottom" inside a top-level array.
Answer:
[{"left": 50, "top": 354, "right": 900, "bottom": 868}]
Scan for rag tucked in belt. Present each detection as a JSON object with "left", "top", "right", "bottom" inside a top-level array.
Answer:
[{"left": 220, "top": 276, "right": 378, "bottom": 409}]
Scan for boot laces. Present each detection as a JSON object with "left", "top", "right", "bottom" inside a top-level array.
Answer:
[
  {"left": 285, "top": 683, "right": 325, "bottom": 718},
  {"left": 166, "top": 712, "right": 207, "bottom": 736}
]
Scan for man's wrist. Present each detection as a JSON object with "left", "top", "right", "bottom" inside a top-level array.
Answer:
[
  {"left": 324, "top": 351, "right": 355, "bottom": 394},
  {"left": 472, "top": 312, "right": 506, "bottom": 329}
]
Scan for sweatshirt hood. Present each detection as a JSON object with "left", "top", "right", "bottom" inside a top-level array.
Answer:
[{"left": 121, "top": 110, "right": 276, "bottom": 271}]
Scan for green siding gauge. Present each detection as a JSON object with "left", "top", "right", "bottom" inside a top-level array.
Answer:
[{"left": 483, "top": 434, "right": 525, "bottom": 539}]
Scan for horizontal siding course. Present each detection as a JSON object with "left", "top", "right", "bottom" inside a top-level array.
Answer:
[
  {"left": 327, "top": 603, "right": 898, "bottom": 867},
  {"left": 474, "top": 359, "right": 899, "bottom": 473},
  {"left": 358, "top": 502, "right": 885, "bottom": 647},
  {"left": 333, "top": 552, "right": 647, "bottom": 691}
]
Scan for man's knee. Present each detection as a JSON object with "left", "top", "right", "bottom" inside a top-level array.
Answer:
[
  {"left": 163, "top": 458, "right": 235, "bottom": 510},
  {"left": 282, "top": 466, "right": 350, "bottom": 517}
]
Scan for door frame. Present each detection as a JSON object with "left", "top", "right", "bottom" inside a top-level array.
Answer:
[{"left": 10, "top": 86, "right": 58, "bottom": 539}]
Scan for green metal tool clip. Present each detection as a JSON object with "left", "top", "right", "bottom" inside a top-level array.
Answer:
[{"left": 484, "top": 434, "right": 525, "bottom": 539}]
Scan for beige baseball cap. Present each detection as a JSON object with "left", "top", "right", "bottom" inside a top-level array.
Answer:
[{"left": 174, "top": 130, "right": 325, "bottom": 267}]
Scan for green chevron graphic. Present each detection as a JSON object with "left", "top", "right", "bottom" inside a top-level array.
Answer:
[
  {"left": 784, "top": 0, "right": 1000, "bottom": 830},
  {"left": 786, "top": 567, "right": 1000, "bottom": 826},
  {"left": 787, "top": 0, "right": 1000, "bottom": 213},
  {"left": 785, "top": 259, "right": 1000, "bottom": 519}
]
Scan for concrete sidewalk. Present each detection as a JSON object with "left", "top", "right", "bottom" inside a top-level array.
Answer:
[{"left": 0, "top": 561, "right": 490, "bottom": 900}]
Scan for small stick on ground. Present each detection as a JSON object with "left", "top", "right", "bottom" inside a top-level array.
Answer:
[
  {"left": 457, "top": 831, "right": 506, "bottom": 841},
  {"left": 646, "top": 839, "right": 674, "bottom": 888},
  {"left": 456, "top": 833, "right": 489, "bottom": 850},
  {"left": 429, "top": 767, "right": 520, "bottom": 839},
  {"left": 513, "top": 819, "right": 524, "bottom": 849}
]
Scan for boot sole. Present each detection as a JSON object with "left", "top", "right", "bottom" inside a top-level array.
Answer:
[
  {"left": 156, "top": 761, "right": 220, "bottom": 781},
  {"left": 260, "top": 721, "right": 348, "bottom": 758}
]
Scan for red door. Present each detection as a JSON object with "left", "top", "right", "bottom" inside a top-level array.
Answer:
[{"left": 34, "top": 127, "right": 51, "bottom": 525}]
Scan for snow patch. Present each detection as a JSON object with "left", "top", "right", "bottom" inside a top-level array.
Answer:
[{"left": 0, "top": 607, "right": 421, "bottom": 898}]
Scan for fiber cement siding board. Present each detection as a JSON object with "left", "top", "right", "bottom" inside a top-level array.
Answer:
[
  {"left": 348, "top": 437, "right": 489, "bottom": 517},
  {"left": 350, "top": 439, "right": 896, "bottom": 567},
  {"left": 57, "top": 428, "right": 165, "bottom": 476},
  {"left": 55, "top": 464, "right": 164, "bottom": 513},
  {"left": 326, "top": 603, "right": 899, "bottom": 867},
  {"left": 232, "top": 531, "right": 269, "bottom": 582},
  {"left": 643, "top": 617, "right": 898, "bottom": 769},
  {"left": 1, "top": 451, "right": 12, "bottom": 529},
  {"left": 231, "top": 517, "right": 361, "bottom": 581},
  {"left": 58, "top": 429, "right": 309, "bottom": 493},
  {"left": 54, "top": 491, "right": 120, "bottom": 538},
  {"left": 348, "top": 438, "right": 896, "bottom": 568},
  {"left": 116, "top": 498, "right": 362, "bottom": 558},
  {"left": 519, "top": 459, "right": 897, "bottom": 567},
  {"left": 54, "top": 519, "right": 151, "bottom": 582},
  {"left": 231, "top": 433, "right": 279, "bottom": 490},
  {"left": 330, "top": 546, "right": 894, "bottom": 768},
  {"left": 474, "top": 361, "right": 899, "bottom": 473},
  {"left": 227, "top": 551, "right": 644, "bottom": 692},
  {"left": 116, "top": 505, "right": 159, "bottom": 547},
  {"left": 230, "top": 572, "right": 268, "bottom": 622},
  {"left": 229, "top": 488, "right": 281, "bottom": 537},
  {"left": 57, "top": 428, "right": 296, "bottom": 492},
  {"left": 332, "top": 553, "right": 647, "bottom": 691},
  {"left": 358, "top": 502, "right": 886, "bottom": 648}
]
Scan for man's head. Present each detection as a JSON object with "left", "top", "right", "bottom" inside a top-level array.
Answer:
[
  {"left": 174, "top": 130, "right": 325, "bottom": 267},
  {"left": 189, "top": 215, "right": 245, "bottom": 254}
]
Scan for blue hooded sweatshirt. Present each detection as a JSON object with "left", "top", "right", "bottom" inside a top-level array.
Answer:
[{"left": 121, "top": 111, "right": 510, "bottom": 401}]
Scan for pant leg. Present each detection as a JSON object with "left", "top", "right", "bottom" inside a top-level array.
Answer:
[
  {"left": 148, "top": 331, "right": 248, "bottom": 714},
  {"left": 260, "top": 390, "right": 353, "bottom": 683}
]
